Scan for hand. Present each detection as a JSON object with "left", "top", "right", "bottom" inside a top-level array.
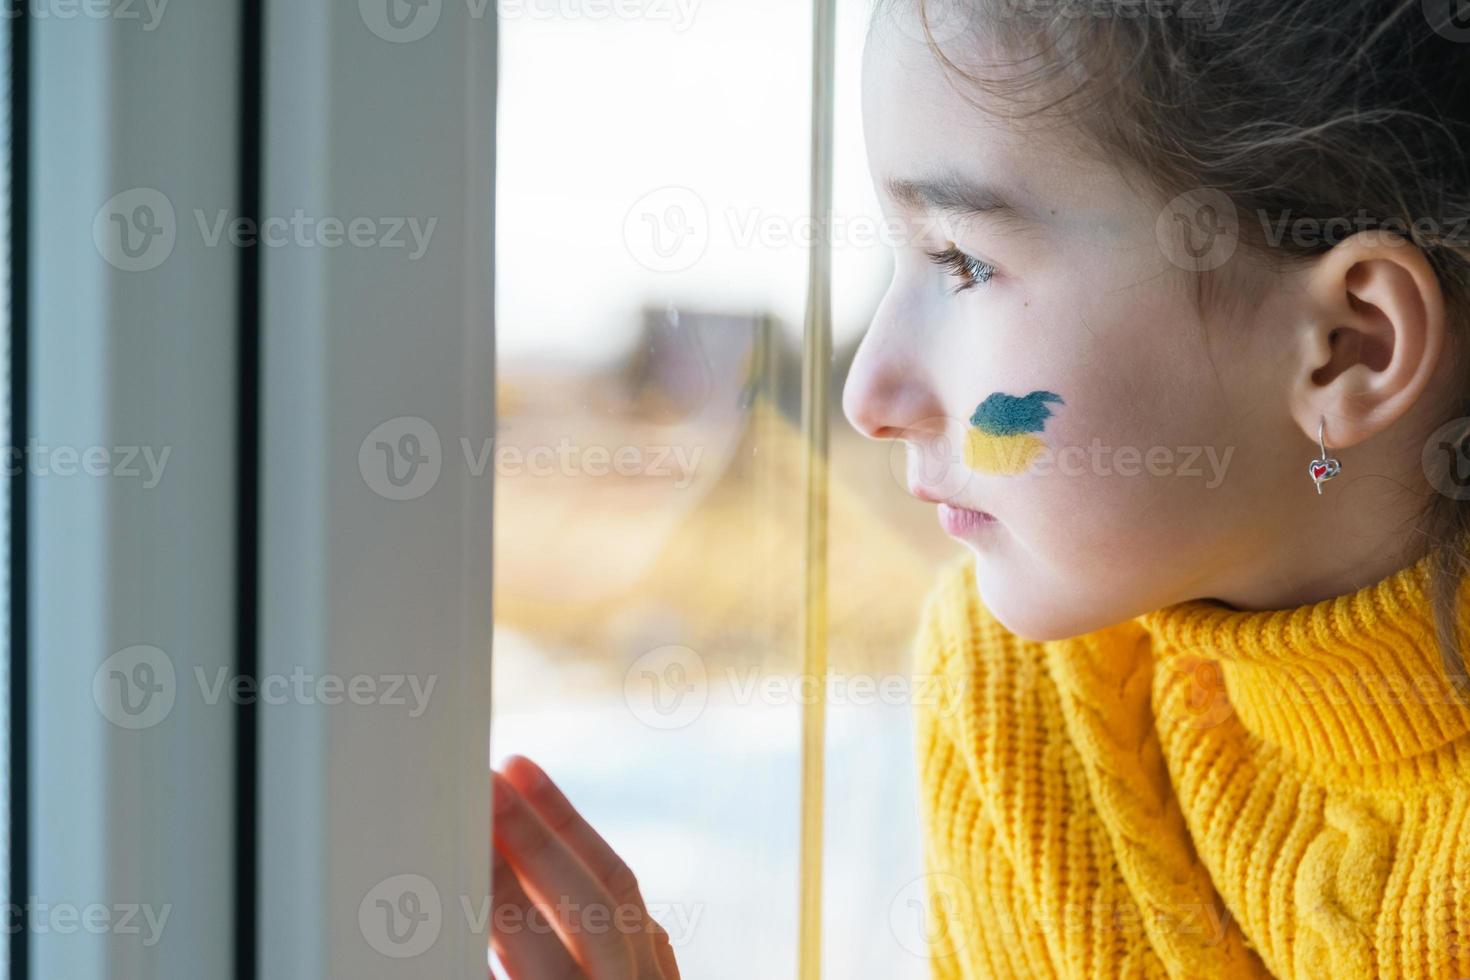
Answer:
[{"left": 491, "top": 755, "right": 681, "bottom": 980}]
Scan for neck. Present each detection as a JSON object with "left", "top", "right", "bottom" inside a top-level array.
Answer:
[{"left": 1214, "top": 436, "right": 1435, "bottom": 613}]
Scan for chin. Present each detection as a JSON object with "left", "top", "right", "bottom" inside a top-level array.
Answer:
[{"left": 967, "top": 551, "right": 1120, "bottom": 642}]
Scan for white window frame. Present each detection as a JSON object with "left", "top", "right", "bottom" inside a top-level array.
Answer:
[
  {"left": 257, "top": 2, "right": 496, "bottom": 975},
  {"left": 28, "top": 2, "right": 497, "bottom": 977},
  {"left": 30, "top": 5, "right": 243, "bottom": 977}
]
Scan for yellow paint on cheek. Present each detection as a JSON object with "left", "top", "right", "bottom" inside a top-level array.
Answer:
[{"left": 964, "top": 430, "right": 1045, "bottom": 475}]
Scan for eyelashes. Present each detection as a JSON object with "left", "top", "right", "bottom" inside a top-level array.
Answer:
[{"left": 925, "top": 245, "right": 996, "bottom": 294}]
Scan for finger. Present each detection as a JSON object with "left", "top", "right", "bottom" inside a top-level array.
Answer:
[
  {"left": 493, "top": 771, "right": 637, "bottom": 980},
  {"left": 491, "top": 846, "right": 583, "bottom": 980},
  {"left": 500, "top": 756, "right": 650, "bottom": 914},
  {"left": 500, "top": 758, "right": 664, "bottom": 977}
]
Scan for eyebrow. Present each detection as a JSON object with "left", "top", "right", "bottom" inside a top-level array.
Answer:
[{"left": 882, "top": 173, "right": 1041, "bottom": 226}]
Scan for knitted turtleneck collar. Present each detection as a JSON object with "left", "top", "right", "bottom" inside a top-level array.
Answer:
[{"left": 1139, "top": 554, "right": 1470, "bottom": 770}]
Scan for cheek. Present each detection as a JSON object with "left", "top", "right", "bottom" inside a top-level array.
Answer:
[
  {"left": 962, "top": 390, "right": 1064, "bottom": 476},
  {"left": 994, "top": 354, "right": 1237, "bottom": 587},
  {"left": 942, "top": 275, "right": 1256, "bottom": 634}
]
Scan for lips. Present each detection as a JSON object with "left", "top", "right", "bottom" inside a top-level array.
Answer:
[
  {"left": 938, "top": 502, "right": 996, "bottom": 537},
  {"left": 909, "top": 480, "right": 995, "bottom": 522}
]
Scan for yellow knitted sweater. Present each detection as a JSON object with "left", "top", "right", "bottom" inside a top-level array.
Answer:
[{"left": 914, "top": 553, "right": 1470, "bottom": 979}]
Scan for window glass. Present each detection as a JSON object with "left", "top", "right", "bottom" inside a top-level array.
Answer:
[
  {"left": 493, "top": 2, "right": 812, "bottom": 974},
  {"left": 492, "top": 3, "right": 953, "bottom": 974},
  {"left": 818, "top": 4, "right": 955, "bottom": 977}
]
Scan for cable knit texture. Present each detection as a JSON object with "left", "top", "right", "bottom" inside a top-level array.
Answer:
[{"left": 913, "top": 553, "right": 1470, "bottom": 978}]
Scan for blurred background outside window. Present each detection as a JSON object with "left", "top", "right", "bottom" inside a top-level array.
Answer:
[{"left": 492, "top": 2, "right": 960, "bottom": 975}]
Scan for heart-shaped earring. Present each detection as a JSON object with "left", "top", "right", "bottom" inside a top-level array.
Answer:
[{"left": 1308, "top": 416, "right": 1341, "bottom": 495}]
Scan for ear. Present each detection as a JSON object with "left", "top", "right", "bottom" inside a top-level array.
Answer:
[{"left": 1288, "top": 230, "right": 1447, "bottom": 449}]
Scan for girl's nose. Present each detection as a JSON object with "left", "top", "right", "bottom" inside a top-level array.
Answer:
[{"left": 842, "top": 330, "right": 946, "bottom": 443}]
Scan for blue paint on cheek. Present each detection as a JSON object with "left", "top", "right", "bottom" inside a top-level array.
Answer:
[{"left": 969, "top": 390, "right": 1064, "bottom": 435}]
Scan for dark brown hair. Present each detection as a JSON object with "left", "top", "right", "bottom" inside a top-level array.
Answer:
[{"left": 886, "top": 0, "right": 1470, "bottom": 678}]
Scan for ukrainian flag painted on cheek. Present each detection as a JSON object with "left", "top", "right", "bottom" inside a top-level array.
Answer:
[{"left": 964, "top": 390, "right": 1063, "bottom": 475}]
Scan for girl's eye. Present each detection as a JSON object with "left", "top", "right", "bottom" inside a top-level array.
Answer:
[{"left": 925, "top": 245, "right": 995, "bottom": 294}]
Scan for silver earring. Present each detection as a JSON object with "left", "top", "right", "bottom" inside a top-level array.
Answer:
[{"left": 1308, "top": 416, "right": 1341, "bottom": 494}]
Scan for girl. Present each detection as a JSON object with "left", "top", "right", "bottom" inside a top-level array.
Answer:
[{"left": 490, "top": 0, "right": 1470, "bottom": 976}]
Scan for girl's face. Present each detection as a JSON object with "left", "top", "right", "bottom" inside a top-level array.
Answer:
[{"left": 845, "top": 16, "right": 1308, "bottom": 639}]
